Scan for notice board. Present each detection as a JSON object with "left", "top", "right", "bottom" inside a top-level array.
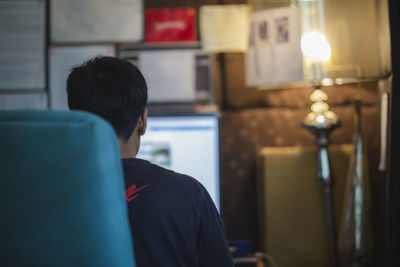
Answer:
[
  {"left": 0, "top": 1, "right": 45, "bottom": 90},
  {"left": 0, "top": 93, "right": 47, "bottom": 110}
]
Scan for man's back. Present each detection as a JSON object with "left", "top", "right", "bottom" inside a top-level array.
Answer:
[
  {"left": 66, "top": 56, "right": 233, "bottom": 267},
  {"left": 122, "top": 158, "right": 233, "bottom": 267}
]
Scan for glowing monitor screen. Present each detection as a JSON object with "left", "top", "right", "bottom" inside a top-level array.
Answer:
[{"left": 137, "top": 115, "right": 220, "bottom": 210}]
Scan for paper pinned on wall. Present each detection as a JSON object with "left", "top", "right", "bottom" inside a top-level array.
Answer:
[
  {"left": 137, "top": 50, "right": 196, "bottom": 103},
  {"left": 51, "top": 0, "right": 143, "bottom": 42},
  {"left": 200, "top": 5, "right": 250, "bottom": 52},
  {"left": 245, "top": 7, "right": 304, "bottom": 87},
  {"left": 49, "top": 46, "right": 115, "bottom": 110}
]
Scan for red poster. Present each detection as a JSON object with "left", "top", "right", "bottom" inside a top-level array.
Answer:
[{"left": 145, "top": 8, "right": 197, "bottom": 42}]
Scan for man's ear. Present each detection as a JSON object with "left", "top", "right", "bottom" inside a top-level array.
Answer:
[{"left": 138, "top": 109, "right": 148, "bottom": 136}]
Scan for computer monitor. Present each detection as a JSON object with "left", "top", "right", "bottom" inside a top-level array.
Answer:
[{"left": 137, "top": 114, "right": 220, "bottom": 211}]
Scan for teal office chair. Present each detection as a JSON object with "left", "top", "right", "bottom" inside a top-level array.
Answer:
[{"left": 0, "top": 110, "right": 135, "bottom": 266}]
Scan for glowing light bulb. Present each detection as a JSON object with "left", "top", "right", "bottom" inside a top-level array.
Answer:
[
  {"left": 311, "top": 101, "right": 329, "bottom": 113},
  {"left": 310, "top": 89, "right": 328, "bottom": 102},
  {"left": 301, "top": 32, "right": 331, "bottom": 62},
  {"left": 316, "top": 115, "right": 326, "bottom": 124}
]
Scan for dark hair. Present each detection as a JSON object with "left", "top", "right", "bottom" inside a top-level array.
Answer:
[{"left": 67, "top": 56, "right": 148, "bottom": 140}]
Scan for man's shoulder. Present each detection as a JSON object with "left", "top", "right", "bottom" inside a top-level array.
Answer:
[{"left": 122, "top": 158, "right": 204, "bottom": 192}]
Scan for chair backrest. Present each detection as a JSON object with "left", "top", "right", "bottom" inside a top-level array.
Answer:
[
  {"left": 257, "top": 145, "right": 352, "bottom": 267},
  {"left": 0, "top": 110, "right": 135, "bottom": 267}
]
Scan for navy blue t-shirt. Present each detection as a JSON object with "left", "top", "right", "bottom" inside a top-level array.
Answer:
[{"left": 122, "top": 158, "right": 233, "bottom": 267}]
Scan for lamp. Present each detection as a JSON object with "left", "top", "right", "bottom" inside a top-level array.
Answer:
[
  {"left": 301, "top": 31, "right": 338, "bottom": 132},
  {"left": 249, "top": 0, "right": 390, "bottom": 266},
  {"left": 301, "top": 29, "right": 340, "bottom": 267}
]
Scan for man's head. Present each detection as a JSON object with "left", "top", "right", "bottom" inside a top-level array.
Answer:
[{"left": 67, "top": 56, "right": 148, "bottom": 156}]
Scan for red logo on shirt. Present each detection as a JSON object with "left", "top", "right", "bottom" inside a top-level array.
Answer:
[{"left": 125, "top": 184, "right": 150, "bottom": 202}]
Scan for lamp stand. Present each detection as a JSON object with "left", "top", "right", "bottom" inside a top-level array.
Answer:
[{"left": 302, "top": 85, "right": 340, "bottom": 267}]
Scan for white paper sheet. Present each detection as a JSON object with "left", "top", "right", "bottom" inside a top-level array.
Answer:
[
  {"left": 0, "top": 93, "right": 47, "bottom": 110},
  {"left": 51, "top": 0, "right": 143, "bottom": 42},
  {"left": 49, "top": 46, "right": 115, "bottom": 110},
  {"left": 200, "top": 5, "right": 250, "bottom": 52},
  {"left": 245, "top": 7, "right": 304, "bottom": 86},
  {"left": 0, "top": 1, "right": 45, "bottom": 89},
  {"left": 137, "top": 50, "right": 196, "bottom": 103}
]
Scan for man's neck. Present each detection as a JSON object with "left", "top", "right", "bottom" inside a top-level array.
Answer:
[{"left": 118, "top": 136, "right": 139, "bottom": 159}]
